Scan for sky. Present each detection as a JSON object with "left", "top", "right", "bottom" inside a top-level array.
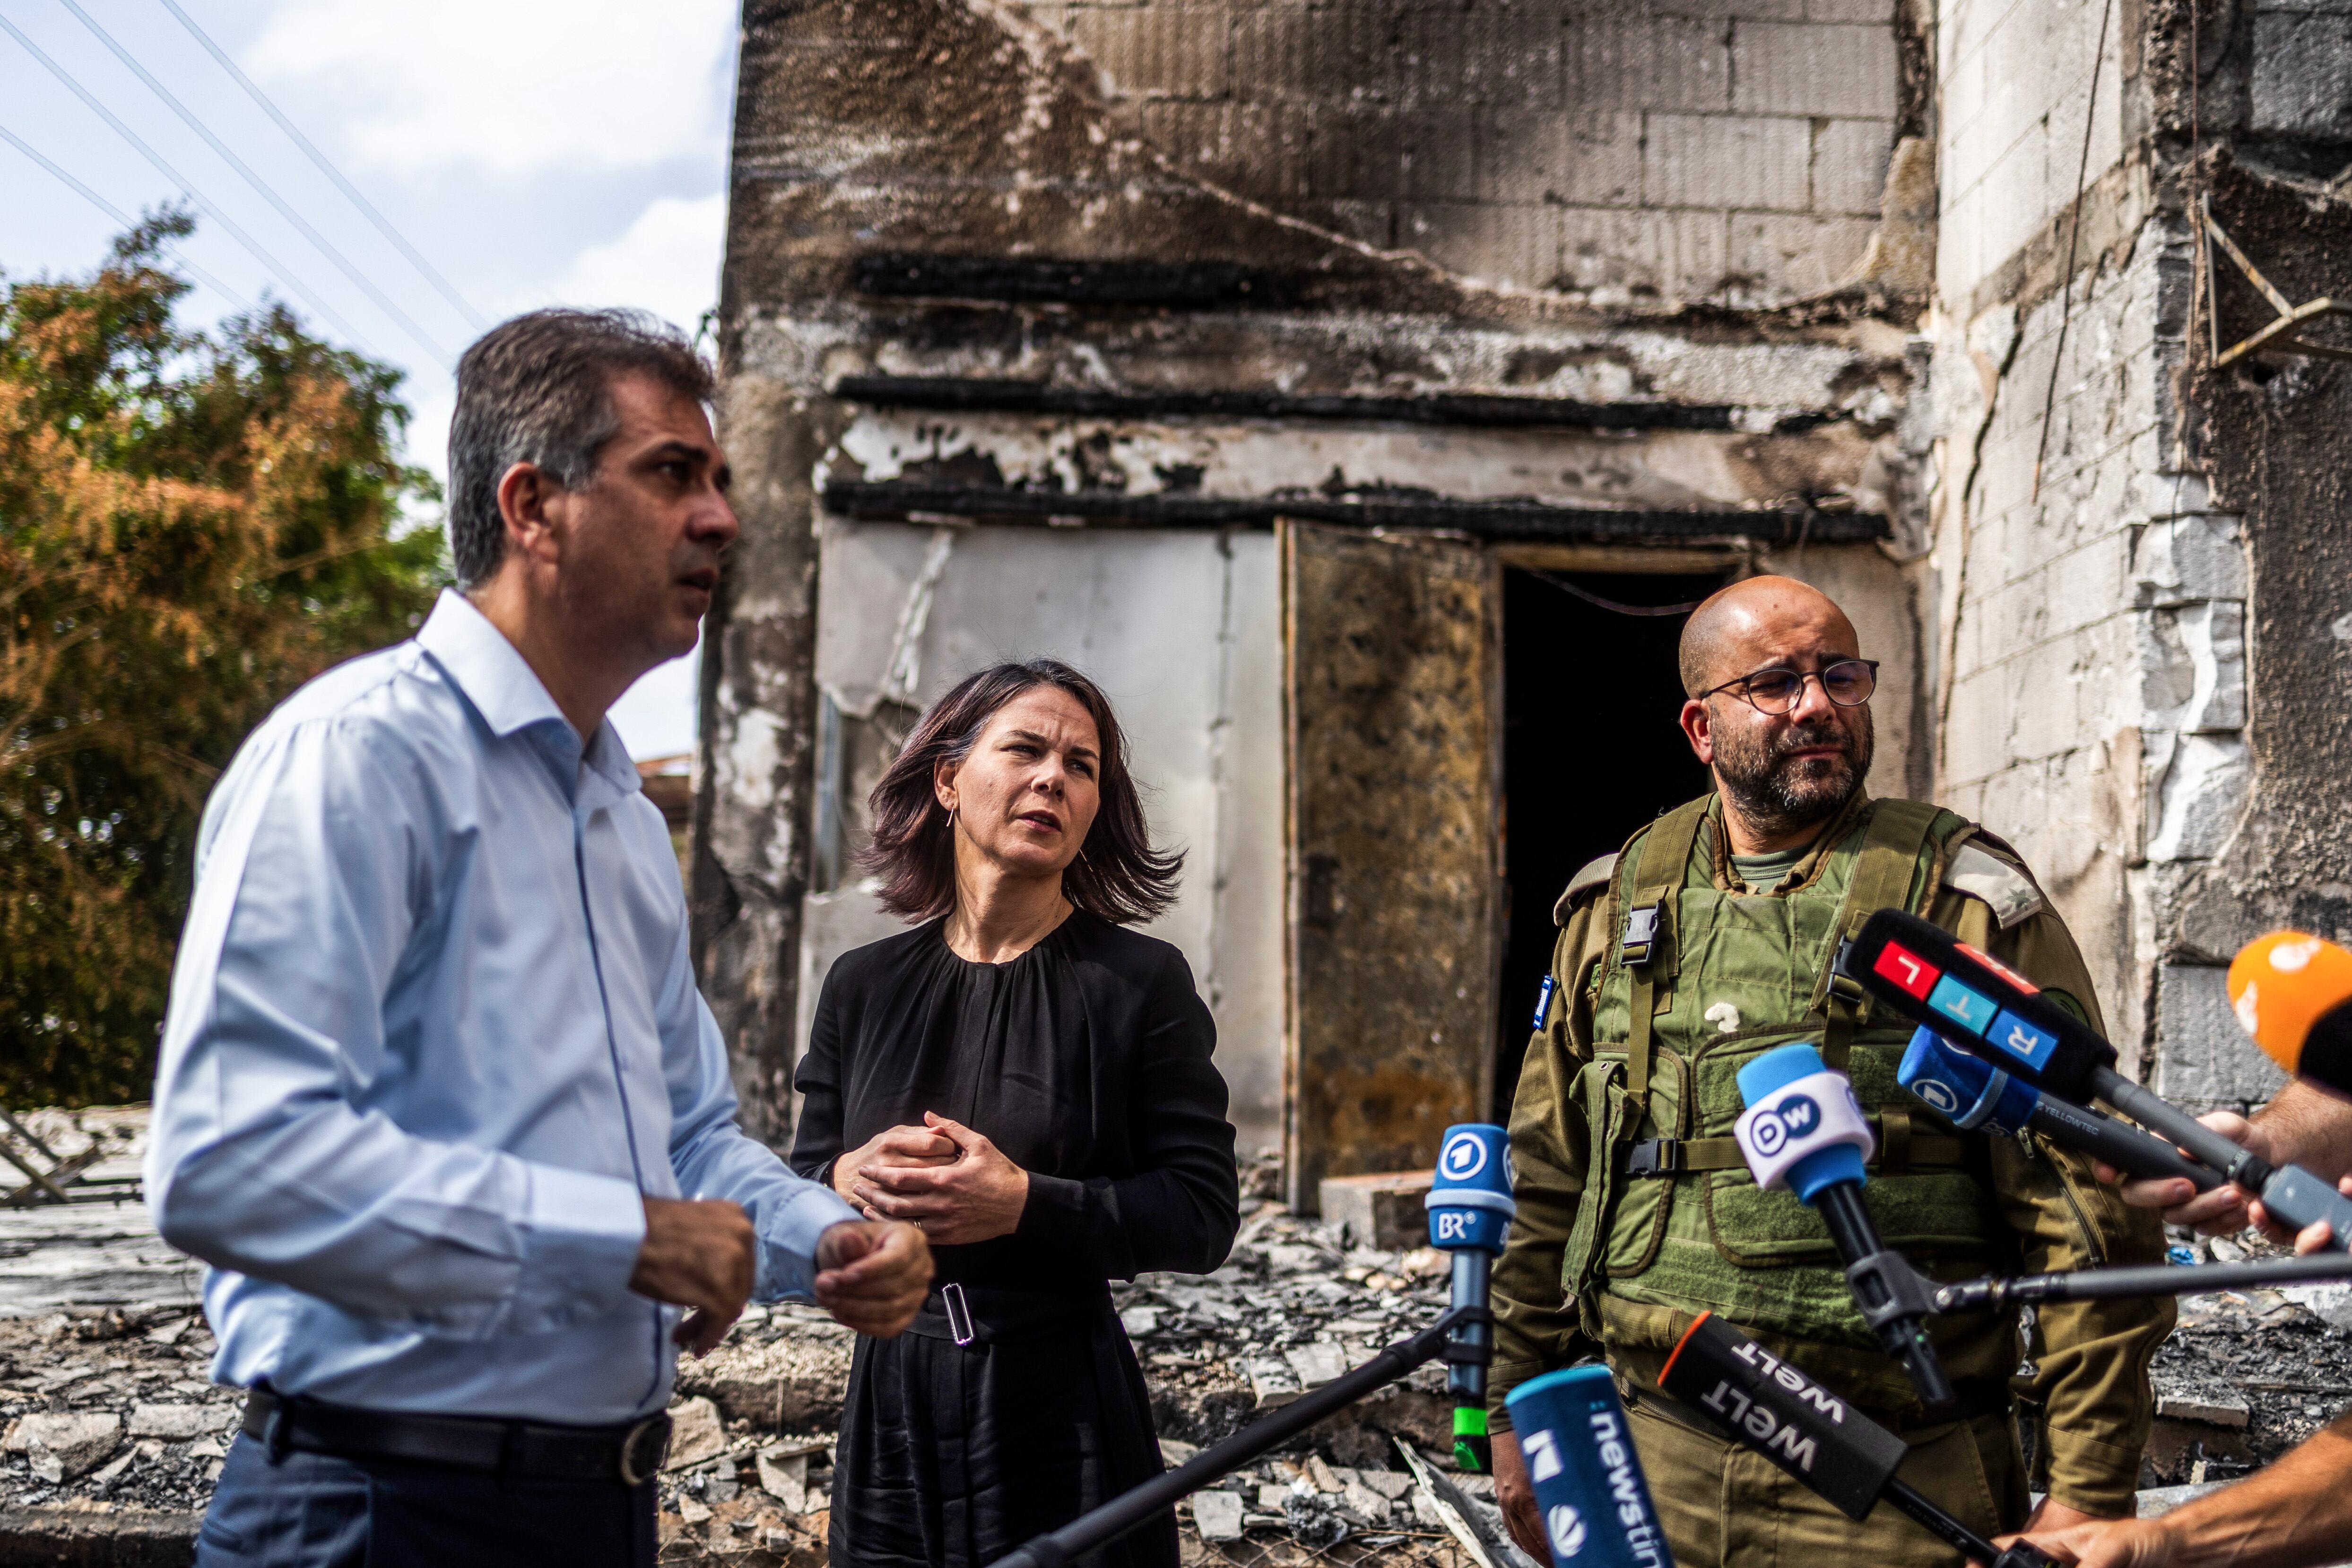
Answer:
[{"left": 0, "top": 0, "right": 735, "bottom": 760}]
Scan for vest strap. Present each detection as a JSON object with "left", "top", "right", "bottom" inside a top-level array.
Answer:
[
  {"left": 1623, "top": 800, "right": 1710, "bottom": 1103},
  {"left": 1620, "top": 1126, "right": 1964, "bottom": 1178},
  {"left": 1817, "top": 798, "right": 1944, "bottom": 1070}
]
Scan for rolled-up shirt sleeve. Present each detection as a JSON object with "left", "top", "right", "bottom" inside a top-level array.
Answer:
[
  {"left": 148, "top": 718, "right": 648, "bottom": 1338},
  {"left": 659, "top": 924, "right": 859, "bottom": 1303}
]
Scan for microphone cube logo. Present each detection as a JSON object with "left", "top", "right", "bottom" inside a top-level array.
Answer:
[
  {"left": 1910, "top": 1077, "right": 1961, "bottom": 1116},
  {"left": 1548, "top": 1504, "right": 1588, "bottom": 1559}
]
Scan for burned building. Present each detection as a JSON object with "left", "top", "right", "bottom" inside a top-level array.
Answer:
[{"left": 692, "top": 0, "right": 2352, "bottom": 1204}]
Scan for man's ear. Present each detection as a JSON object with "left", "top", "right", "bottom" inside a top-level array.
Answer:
[
  {"left": 1678, "top": 697, "right": 1716, "bottom": 766},
  {"left": 494, "top": 460, "right": 566, "bottom": 568}
]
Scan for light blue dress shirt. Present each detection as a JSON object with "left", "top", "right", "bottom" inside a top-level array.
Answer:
[{"left": 148, "top": 590, "right": 859, "bottom": 1424}]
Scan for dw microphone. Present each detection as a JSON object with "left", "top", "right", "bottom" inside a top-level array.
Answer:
[
  {"left": 1427, "top": 1123, "right": 1515, "bottom": 1473},
  {"left": 1659, "top": 1313, "right": 2057, "bottom": 1568},
  {"left": 1897, "top": 1026, "right": 2218, "bottom": 1191},
  {"left": 1735, "top": 1043, "right": 1954, "bottom": 1413},
  {"left": 1502, "top": 1366, "right": 1668, "bottom": 1568},
  {"left": 1847, "top": 910, "right": 2352, "bottom": 1251}
]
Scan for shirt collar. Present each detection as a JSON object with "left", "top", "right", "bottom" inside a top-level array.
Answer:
[{"left": 415, "top": 590, "right": 643, "bottom": 800}]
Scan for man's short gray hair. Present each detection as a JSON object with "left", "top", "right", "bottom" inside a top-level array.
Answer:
[{"left": 446, "top": 309, "right": 716, "bottom": 589}]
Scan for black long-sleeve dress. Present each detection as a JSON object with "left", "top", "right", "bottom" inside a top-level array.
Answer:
[{"left": 791, "top": 910, "right": 1241, "bottom": 1568}]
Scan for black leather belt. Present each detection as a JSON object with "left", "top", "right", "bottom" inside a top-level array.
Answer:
[{"left": 241, "top": 1385, "right": 672, "bottom": 1486}]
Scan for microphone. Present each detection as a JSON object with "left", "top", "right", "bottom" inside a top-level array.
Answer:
[
  {"left": 1846, "top": 909, "right": 2352, "bottom": 1250},
  {"left": 1897, "top": 1026, "right": 2220, "bottom": 1192},
  {"left": 2228, "top": 931, "right": 2352, "bottom": 1098},
  {"left": 1426, "top": 1122, "right": 1515, "bottom": 1473},
  {"left": 1502, "top": 1365, "right": 1668, "bottom": 1568},
  {"left": 1658, "top": 1312, "right": 2058, "bottom": 1568},
  {"left": 1734, "top": 1043, "right": 1954, "bottom": 1414}
]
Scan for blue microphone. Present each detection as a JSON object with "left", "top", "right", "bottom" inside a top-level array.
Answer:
[
  {"left": 1503, "top": 1366, "right": 1667, "bottom": 1568},
  {"left": 1735, "top": 1044, "right": 1954, "bottom": 1413},
  {"left": 1898, "top": 1026, "right": 2219, "bottom": 1191},
  {"left": 1427, "top": 1123, "right": 1514, "bottom": 1473}
]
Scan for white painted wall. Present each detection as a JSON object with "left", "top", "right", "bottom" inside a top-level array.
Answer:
[{"left": 800, "top": 521, "right": 1289, "bottom": 1157}]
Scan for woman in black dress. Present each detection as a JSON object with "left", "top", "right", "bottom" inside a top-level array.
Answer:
[{"left": 792, "top": 658, "right": 1240, "bottom": 1568}]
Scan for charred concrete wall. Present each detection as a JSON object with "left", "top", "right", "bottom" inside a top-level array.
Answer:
[
  {"left": 703, "top": 0, "right": 1934, "bottom": 1156},
  {"left": 1928, "top": 0, "right": 2352, "bottom": 1106}
]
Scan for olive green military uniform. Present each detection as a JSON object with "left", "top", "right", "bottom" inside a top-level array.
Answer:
[{"left": 1490, "top": 790, "right": 2170, "bottom": 1568}]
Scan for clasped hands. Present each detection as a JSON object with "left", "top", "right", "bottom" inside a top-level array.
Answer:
[
  {"left": 833, "top": 1111, "right": 1032, "bottom": 1247},
  {"left": 629, "top": 1198, "right": 933, "bottom": 1356}
]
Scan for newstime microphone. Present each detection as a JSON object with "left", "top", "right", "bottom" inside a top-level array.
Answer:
[
  {"left": 1847, "top": 909, "right": 2352, "bottom": 1250},
  {"left": 1734, "top": 1042, "right": 1955, "bottom": 1412},
  {"left": 1502, "top": 1367, "right": 1666, "bottom": 1568},
  {"left": 1658, "top": 1313, "right": 2058, "bottom": 1568},
  {"left": 2230, "top": 931, "right": 2352, "bottom": 1098}
]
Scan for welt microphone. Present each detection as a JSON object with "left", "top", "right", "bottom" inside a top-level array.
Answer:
[
  {"left": 1846, "top": 909, "right": 2352, "bottom": 1250},
  {"left": 1425, "top": 1123, "right": 1515, "bottom": 1474},
  {"left": 1502, "top": 1366, "right": 1666, "bottom": 1568},
  {"left": 1734, "top": 1043, "right": 1955, "bottom": 1414},
  {"left": 1898, "top": 1026, "right": 2219, "bottom": 1191},
  {"left": 1658, "top": 1313, "right": 2057, "bottom": 1568},
  {"left": 2229, "top": 931, "right": 2352, "bottom": 1098}
]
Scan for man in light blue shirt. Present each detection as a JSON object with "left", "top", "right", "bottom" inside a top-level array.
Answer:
[{"left": 149, "top": 309, "right": 931, "bottom": 1567}]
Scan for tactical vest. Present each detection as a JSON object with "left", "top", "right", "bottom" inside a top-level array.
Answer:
[{"left": 1559, "top": 794, "right": 2002, "bottom": 1353}]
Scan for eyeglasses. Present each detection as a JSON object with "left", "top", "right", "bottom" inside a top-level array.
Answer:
[{"left": 1700, "top": 659, "right": 1879, "bottom": 715}]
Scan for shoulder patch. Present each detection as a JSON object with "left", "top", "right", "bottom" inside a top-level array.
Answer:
[
  {"left": 1944, "top": 839, "right": 2045, "bottom": 929},
  {"left": 1554, "top": 853, "right": 1619, "bottom": 927}
]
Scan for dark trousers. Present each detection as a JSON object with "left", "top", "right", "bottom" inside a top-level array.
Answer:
[{"left": 197, "top": 1432, "right": 657, "bottom": 1568}]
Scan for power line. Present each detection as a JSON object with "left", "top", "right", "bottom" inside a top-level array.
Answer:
[
  {"left": 153, "top": 0, "right": 487, "bottom": 334},
  {"left": 0, "top": 117, "right": 253, "bottom": 307},
  {"left": 0, "top": 6, "right": 380, "bottom": 355},
  {"left": 52, "top": 0, "right": 455, "bottom": 367}
]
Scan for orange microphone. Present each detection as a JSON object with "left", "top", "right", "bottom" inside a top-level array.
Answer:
[{"left": 2227, "top": 932, "right": 2352, "bottom": 1097}]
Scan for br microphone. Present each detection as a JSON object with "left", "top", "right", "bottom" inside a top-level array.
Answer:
[
  {"left": 1426, "top": 1122, "right": 1514, "bottom": 1473},
  {"left": 2229, "top": 931, "right": 2352, "bottom": 1099},
  {"left": 1658, "top": 1313, "right": 2057, "bottom": 1568},
  {"left": 1846, "top": 909, "right": 2352, "bottom": 1250},
  {"left": 1502, "top": 1366, "right": 1667, "bottom": 1568},
  {"left": 1734, "top": 1043, "right": 1954, "bottom": 1414},
  {"left": 1898, "top": 1026, "right": 2219, "bottom": 1191}
]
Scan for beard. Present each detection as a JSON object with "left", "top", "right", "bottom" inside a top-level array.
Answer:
[{"left": 1712, "top": 707, "right": 1874, "bottom": 838}]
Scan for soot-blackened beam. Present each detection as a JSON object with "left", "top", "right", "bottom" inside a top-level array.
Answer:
[
  {"left": 850, "top": 253, "right": 1293, "bottom": 308},
  {"left": 818, "top": 480, "right": 1890, "bottom": 545},
  {"left": 831, "top": 375, "right": 1837, "bottom": 434}
]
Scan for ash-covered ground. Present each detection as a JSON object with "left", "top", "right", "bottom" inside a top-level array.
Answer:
[{"left": 4, "top": 1111, "right": 2348, "bottom": 1564}]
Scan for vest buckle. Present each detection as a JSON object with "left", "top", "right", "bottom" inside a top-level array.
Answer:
[
  {"left": 1621, "top": 903, "right": 1662, "bottom": 966},
  {"left": 1622, "top": 1138, "right": 1682, "bottom": 1178}
]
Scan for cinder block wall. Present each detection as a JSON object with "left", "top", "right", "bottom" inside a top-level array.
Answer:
[{"left": 1032, "top": 0, "right": 1906, "bottom": 303}]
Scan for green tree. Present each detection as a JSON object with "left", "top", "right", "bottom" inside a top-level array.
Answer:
[{"left": 1, "top": 213, "right": 444, "bottom": 1107}]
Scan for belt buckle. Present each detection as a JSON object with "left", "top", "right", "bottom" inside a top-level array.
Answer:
[
  {"left": 617, "top": 1412, "right": 671, "bottom": 1487},
  {"left": 942, "top": 1282, "right": 975, "bottom": 1346},
  {"left": 1623, "top": 1140, "right": 1678, "bottom": 1179}
]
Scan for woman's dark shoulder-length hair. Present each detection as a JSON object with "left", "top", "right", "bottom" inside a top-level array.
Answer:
[{"left": 859, "top": 659, "right": 1183, "bottom": 925}]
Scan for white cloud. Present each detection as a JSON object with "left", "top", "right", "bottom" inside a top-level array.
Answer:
[
  {"left": 547, "top": 192, "right": 726, "bottom": 338},
  {"left": 247, "top": 0, "right": 736, "bottom": 175}
]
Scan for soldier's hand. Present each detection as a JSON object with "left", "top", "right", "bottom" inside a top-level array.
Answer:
[
  {"left": 632, "top": 1196, "right": 756, "bottom": 1357},
  {"left": 1993, "top": 1516, "right": 2178, "bottom": 1568},
  {"left": 1491, "top": 1431, "right": 1548, "bottom": 1563},
  {"left": 2100, "top": 1110, "right": 2271, "bottom": 1238},
  {"left": 815, "top": 1220, "right": 932, "bottom": 1337}
]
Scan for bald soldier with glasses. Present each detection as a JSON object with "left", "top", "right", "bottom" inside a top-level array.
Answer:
[{"left": 1485, "top": 575, "right": 2170, "bottom": 1568}]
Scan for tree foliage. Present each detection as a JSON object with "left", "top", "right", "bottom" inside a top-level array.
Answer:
[{"left": 1, "top": 214, "right": 444, "bottom": 1107}]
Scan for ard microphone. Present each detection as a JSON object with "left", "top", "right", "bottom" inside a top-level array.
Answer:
[
  {"left": 1897, "top": 1026, "right": 2218, "bottom": 1192},
  {"left": 1502, "top": 1366, "right": 1667, "bottom": 1568},
  {"left": 2229, "top": 931, "right": 2352, "bottom": 1098},
  {"left": 1735, "top": 1043, "right": 1954, "bottom": 1414},
  {"left": 1658, "top": 1313, "right": 2057, "bottom": 1567},
  {"left": 1427, "top": 1123, "right": 1514, "bottom": 1473},
  {"left": 1847, "top": 910, "right": 2352, "bottom": 1249}
]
